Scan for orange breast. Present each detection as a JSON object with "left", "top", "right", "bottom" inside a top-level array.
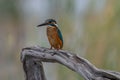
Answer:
[{"left": 47, "top": 26, "right": 63, "bottom": 50}]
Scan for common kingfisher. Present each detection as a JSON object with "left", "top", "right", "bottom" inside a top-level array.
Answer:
[{"left": 37, "top": 19, "right": 63, "bottom": 50}]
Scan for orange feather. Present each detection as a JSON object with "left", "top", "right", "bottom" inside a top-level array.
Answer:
[{"left": 47, "top": 26, "right": 63, "bottom": 50}]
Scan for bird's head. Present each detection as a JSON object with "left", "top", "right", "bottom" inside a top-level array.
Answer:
[{"left": 37, "top": 19, "right": 58, "bottom": 27}]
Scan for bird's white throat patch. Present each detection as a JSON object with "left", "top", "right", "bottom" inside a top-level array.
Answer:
[
  {"left": 48, "top": 23, "right": 58, "bottom": 27},
  {"left": 54, "top": 23, "right": 58, "bottom": 27}
]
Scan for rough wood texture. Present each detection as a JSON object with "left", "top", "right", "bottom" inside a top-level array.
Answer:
[{"left": 21, "top": 46, "right": 120, "bottom": 80}]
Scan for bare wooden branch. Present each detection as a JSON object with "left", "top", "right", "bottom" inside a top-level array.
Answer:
[{"left": 21, "top": 46, "right": 120, "bottom": 80}]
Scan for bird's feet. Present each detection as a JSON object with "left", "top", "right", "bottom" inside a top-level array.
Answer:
[{"left": 49, "top": 46, "right": 52, "bottom": 50}]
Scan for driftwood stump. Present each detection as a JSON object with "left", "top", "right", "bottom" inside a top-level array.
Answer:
[{"left": 21, "top": 46, "right": 120, "bottom": 80}]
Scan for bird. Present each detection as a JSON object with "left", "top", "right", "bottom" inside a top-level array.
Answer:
[{"left": 37, "top": 19, "right": 63, "bottom": 50}]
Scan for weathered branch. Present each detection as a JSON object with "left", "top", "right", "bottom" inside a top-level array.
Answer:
[{"left": 21, "top": 46, "right": 120, "bottom": 80}]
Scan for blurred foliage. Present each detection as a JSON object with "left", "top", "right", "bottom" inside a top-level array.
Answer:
[
  {"left": 84, "top": 0, "right": 120, "bottom": 70},
  {"left": 0, "top": 0, "right": 19, "bottom": 20},
  {"left": 0, "top": 0, "right": 120, "bottom": 80}
]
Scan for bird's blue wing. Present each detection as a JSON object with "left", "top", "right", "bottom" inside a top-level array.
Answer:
[{"left": 57, "top": 28, "right": 63, "bottom": 44}]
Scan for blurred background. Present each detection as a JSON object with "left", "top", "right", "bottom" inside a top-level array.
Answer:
[{"left": 0, "top": 0, "right": 120, "bottom": 80}]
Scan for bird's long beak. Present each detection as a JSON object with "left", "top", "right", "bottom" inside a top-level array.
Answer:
[{"left": 37, "top": 22, "right": 48, "bottom": 27}]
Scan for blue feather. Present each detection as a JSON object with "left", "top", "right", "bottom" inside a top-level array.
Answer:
[{"left": 57, "top": 28, "right": 63, "bottom": 44}]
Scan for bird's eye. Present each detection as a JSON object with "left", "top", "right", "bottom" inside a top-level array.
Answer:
[{"left": 49, "top": 21, "right": 52, "bottom": 23}]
